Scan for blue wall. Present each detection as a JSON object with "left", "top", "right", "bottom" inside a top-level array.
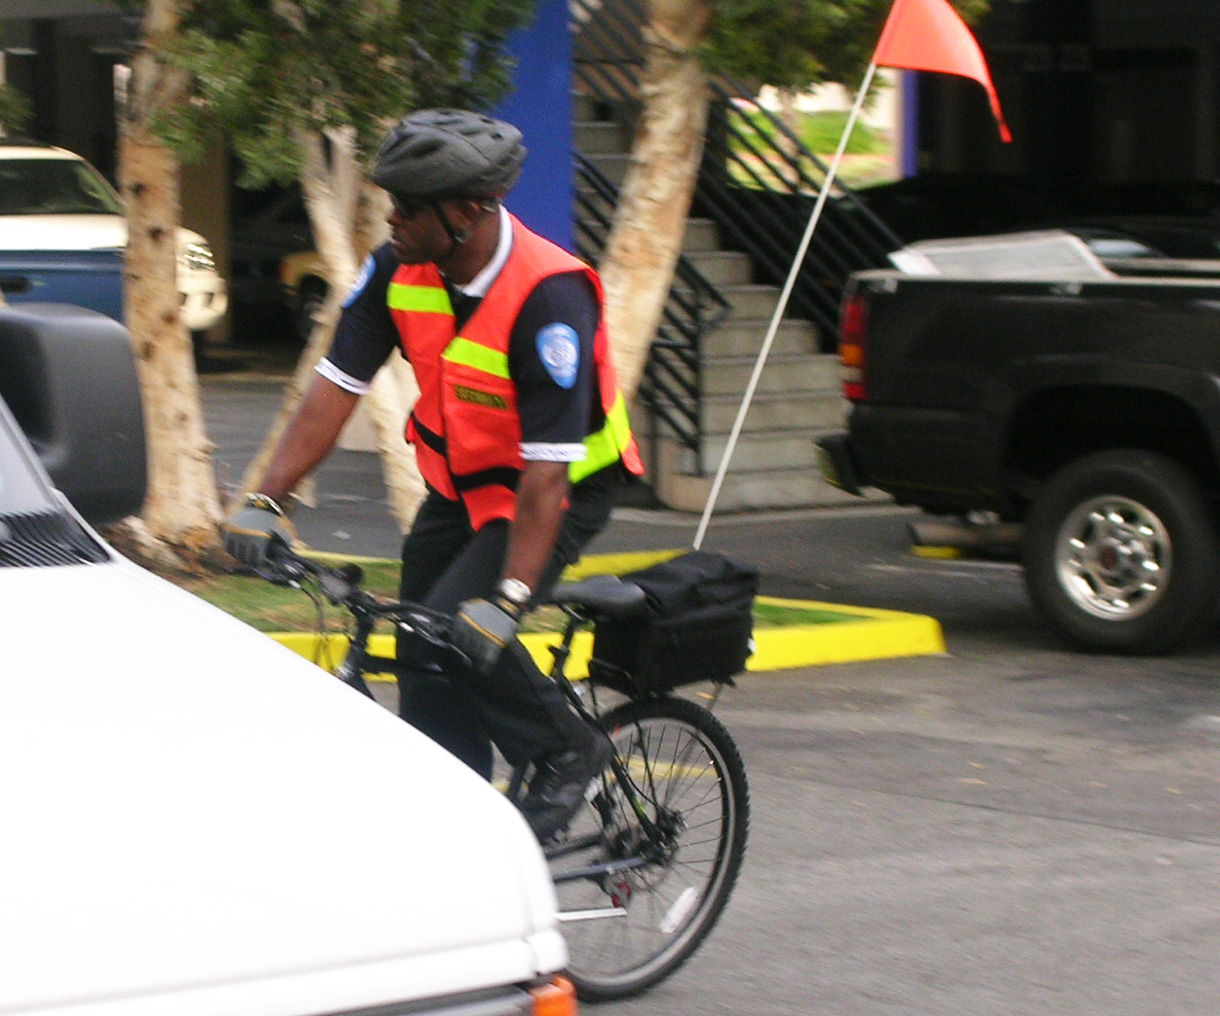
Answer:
[
  {"left": 497, "top": 0, "right": 575, "bottom": 252},
  {"left": 901, "top": 72, "right": 921, "bottom": 178}
]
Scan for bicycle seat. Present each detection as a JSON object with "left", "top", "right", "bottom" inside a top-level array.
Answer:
[{"left": 547, "top": 574, "right": 647, "bottom": 619}]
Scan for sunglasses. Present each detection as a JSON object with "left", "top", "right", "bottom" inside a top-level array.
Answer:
[
  {"left": 390, "top": 195, "right": 497, "bottom": 218},
  {"left": 390, "top": 195, "right": 433, "bottom": 219}
]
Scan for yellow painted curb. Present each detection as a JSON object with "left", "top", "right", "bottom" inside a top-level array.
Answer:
[
  {"left": 556, "top": 547, "right": 683, "bottom": 578},
  {"left": 746, "top": 597, "right": 945, "bottom": 668},
  {"left": 911, "top": 545, "right": 964, "bottom": 560},
  {"left": 266, "top": 563, "right": 946, "bottom": 678}
]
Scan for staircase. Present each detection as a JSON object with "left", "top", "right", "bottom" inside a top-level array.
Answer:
[{"left": 573, "top": 99, "right": 865, "bottom": 512}]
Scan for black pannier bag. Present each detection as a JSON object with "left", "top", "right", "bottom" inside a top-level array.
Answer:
[{"left": 589, "top": 550, "right": 759, "bottom": 696}]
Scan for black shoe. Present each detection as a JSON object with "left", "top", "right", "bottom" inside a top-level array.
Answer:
[{"left": 521, "top": 732, "right": 613, "bottom": 843}]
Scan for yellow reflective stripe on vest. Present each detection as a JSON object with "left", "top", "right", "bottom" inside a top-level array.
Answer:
[
  {"left": 442, "top": 336, "right": 511, "bottom": 380},
  {"left": 387, "top": 282, "right": 453, "bottom": 315},
  {"left": 570, "top": 392, "right": 632, "bottom": 483}
]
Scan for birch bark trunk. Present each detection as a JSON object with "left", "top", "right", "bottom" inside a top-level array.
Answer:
[
  {"left": 118, "top": 0, "right": 223, "bottom": 560},
  {"left": 598, "top": 0, "right": 714, "bottom": 400},
  {"left": 776, "top": 87, "right": 801, "bottom": 187},
  {"left": 233, "top": 129, "right": 425, "bottom": 532}
]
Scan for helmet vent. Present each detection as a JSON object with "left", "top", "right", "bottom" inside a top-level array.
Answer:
[{"left": 372, "top": 108, "right": 526, "bottom": 202}]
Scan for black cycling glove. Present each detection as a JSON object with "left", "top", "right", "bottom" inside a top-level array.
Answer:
[
  {"left": 451, "top": 579, "right": 531, "bottom": 674},
  {"left": 223, "top": 493, "right": 297, "bottom": 569}
]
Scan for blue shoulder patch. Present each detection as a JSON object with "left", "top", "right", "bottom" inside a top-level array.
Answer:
[
  {"left": 536, "top": 323, "right": 580, "bottom": 389},
  {"left": 342, "top": 254, "right": 376, "bottom": 308}
]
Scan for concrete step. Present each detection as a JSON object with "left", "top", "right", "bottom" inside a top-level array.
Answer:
[
  {"left": 682, "top": 217, "right": 720, "bottom": 253},
  {"left": 718, "top": 283, "right": 806, "bottom": 320},
  {"left": 632, "top": 396, "right": 864, "bottom": 511},
  {"left": 572, "top": 91, "right": 599, "bottom": 121},
  {"left": 702, "top": 352, "right": 840, "bottom": 397},
  {"left": 697, "top": 429, "right": 821, "bottom": 472},
  {"left": 570, "top": 95, "right": 861, "bottom": 513},
  {"left": 681, "top": 249, "right": 753, "bottom": 286},
  {"left": 570, "top": 204, "right": 722, "bottom": 261},
  {"left": 574, "top": 119, "right": 631, "bottom": 154},
  {"left": 701, "top": 318, "right": 818, "bottom": 358},
  {"left": 701, "top": 389, "right": 848, "bottom": 433},
  {"left": 571, "top": 91, "right": 635, "bottom": 123},
  {"left": 659, "top": 461, "right": 866, "bottom": 513},
  {"left": 587, "top": 152, "right": 631, "bottom": 186}
]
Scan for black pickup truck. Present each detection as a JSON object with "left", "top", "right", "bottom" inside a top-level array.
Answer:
[{"left": 817, "top": 232, "right": 1220, "bottom": 654}]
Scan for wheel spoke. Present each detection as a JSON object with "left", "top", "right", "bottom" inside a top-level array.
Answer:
[{"left": 554, "top": 698, "right": 748, "bottom": 1001}]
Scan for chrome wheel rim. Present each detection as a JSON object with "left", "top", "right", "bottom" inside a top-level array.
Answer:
[{"left": 1054, "top": 495, "right": 1171, "bottom": 620}]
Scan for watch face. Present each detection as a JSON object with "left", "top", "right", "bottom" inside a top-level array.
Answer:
[{"left": 499, "top": 578, "right": 531, "bottom": 605}]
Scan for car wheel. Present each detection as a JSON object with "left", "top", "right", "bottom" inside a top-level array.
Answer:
[{"left": 1022, "top": 449, "right": 1219, "bottom": 654}]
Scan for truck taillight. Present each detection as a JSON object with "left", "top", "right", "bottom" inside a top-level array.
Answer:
[{"left": 839, "top": 293, "right": 868, "bottom": 401}]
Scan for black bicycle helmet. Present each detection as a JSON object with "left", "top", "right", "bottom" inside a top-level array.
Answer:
[{"left": 372, "top": 108, "right": 526, "bottom": 202}]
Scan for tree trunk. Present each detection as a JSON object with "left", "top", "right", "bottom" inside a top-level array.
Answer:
[
  {"left": 366, "top": 359, "right": 426, "bottom": 528},
  {"left": 776, "top": 87, "right": 801, "bottom": 188},
  {"left": 233, "top": 129, "right": 425, "bottom": 533},
  {"left": 119, "top": 0, "right": 223, "bottom": 561},
  {"left": 598, "top": 0, "right": 714, "bottom": 400}
]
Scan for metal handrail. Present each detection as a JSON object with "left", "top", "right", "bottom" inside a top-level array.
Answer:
[
  {"left": 571, "top": 0, "right": 902, "bottom": 342},
  {"left": 573, "top": 153, "right": 729, "bottom": 471}
]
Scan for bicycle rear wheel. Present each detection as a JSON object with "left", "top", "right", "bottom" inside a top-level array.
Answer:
[{"left": 551, "top": 695, "right": 749, "bottom": 1001}]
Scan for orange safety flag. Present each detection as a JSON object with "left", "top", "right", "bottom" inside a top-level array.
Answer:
[{"left": 873, "top": 0, "right": 1012, "bottom": 142}]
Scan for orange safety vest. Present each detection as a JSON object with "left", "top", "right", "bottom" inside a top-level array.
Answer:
[{"left": 387, "top": 213, "right": 644, "bottom": 530}]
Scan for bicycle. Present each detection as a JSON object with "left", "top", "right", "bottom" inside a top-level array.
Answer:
[{"left": 259, "top": 540, "right": 750, "bottom": 1001}]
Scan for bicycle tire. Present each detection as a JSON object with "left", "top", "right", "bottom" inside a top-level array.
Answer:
[{"left": 552, "top": 695, "right": 749, "bottom": 1001}]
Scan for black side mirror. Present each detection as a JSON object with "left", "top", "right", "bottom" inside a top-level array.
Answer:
[{"left": 0, "top": 304, "right": 147, "bottom": 525}]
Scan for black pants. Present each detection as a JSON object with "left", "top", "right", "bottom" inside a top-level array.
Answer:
[{"left": 396, "top": 474, "right": 616, "bottom": 778}]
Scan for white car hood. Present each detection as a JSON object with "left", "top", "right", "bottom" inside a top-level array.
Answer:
[
  {"left": 0, "top": 214, "right": 127, "bottom": 251},
  {"left": 0, "top": 557, "right": 562, "bottom": 1015}
]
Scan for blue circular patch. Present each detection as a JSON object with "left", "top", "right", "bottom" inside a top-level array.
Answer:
[
  {"left": 342, "top": 254, "right": 375, "bottom": 308},
  {"left": 536, "top": 323, "right": 580, "bottom": 389}
]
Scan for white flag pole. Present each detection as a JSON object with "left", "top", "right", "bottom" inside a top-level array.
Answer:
[{"left": 693, "top": 62, "right": 881, "bottom": 550}]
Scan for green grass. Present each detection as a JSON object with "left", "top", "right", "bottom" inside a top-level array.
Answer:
[
  {"left": 728, "top": 108, "right": 889, "bottom": 159},
  {"left": 724, "top": 107, "right": 896, "bottom": 191},
  {"left": 185, "top": 559, "right": 401, "bottom": 633},
  {"left": 753, "top": 600, "right": 861, "bottom": 626},
  {"left": 185, "top": 557, "right": 860, "bottom": 633}
]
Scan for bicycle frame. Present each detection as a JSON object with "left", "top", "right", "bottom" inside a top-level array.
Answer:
[
  {"left": 321, "top": 587, "right": 671, "bottom": 883},
  {"left": 260, "top": 543, "right": 750, "bottom": 998}
]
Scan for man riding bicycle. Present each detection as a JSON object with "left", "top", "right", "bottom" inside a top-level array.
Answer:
[{"left": 225, "top": 108, "right": 644, "bottom": 842}]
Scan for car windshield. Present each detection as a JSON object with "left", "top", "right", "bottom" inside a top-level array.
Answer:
[
  {"left": 0, "top": 403, "right": 58, "bottom": 516},
  {"left": 0, "top": 158, "right": 124, "bottom": 216}
]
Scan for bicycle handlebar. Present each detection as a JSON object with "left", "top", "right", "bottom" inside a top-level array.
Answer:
[{"left": 261, "top": 537, "right": 455, "bottom": 651}]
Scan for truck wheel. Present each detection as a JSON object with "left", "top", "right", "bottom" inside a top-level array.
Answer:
[{"left": 1022, "top": 449, "right": 1219, "bottom": 654}]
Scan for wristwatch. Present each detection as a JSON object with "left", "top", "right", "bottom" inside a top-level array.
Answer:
[
  {"left": 246, "top": 492, "right": 285, "bottom": 516},
  {"left": 497, "top": 577, "right": 532, "bottom": 609}
]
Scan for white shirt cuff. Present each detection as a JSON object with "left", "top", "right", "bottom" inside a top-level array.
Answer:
[
  {"left": 317, "top": 358, "right": 372, "bottom": 395},
  {"left": 520, "top": 442, "right": 587, "bottom": 463}
]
